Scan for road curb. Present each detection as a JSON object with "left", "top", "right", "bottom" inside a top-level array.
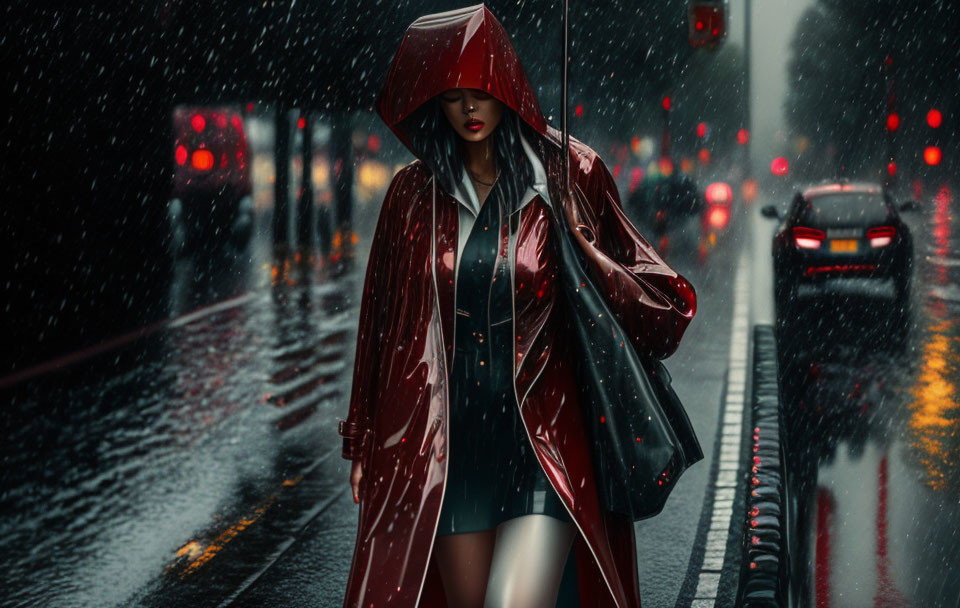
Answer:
[{"left": 735, "top": 325, "right": 791, "bottom": 607}]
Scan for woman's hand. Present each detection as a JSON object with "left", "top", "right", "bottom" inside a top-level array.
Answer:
[{"left": 350, "top": 460, "right": 363, "bottom": 504}]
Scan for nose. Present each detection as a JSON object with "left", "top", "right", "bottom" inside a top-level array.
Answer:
[{"left": 461, "top": 94, "right": 477, "bottom": 114}]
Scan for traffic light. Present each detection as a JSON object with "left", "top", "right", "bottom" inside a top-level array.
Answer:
[
  {"left": 927, "top": 109, "right": 942, "bottom": 129},
  {"left": 886, "top": 113, "right": 900, "bottom": 131},
  {"left": 687, "top": 1, "right": 728, "bottom": 48}
]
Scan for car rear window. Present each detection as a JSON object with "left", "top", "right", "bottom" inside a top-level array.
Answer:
[{"left": 800, "top": 193, "right": 889, "bottom": 225}]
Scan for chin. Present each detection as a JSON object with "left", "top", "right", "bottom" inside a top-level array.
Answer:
[{"left": 459, "top": 128, "right": 492, "bottom": 142}]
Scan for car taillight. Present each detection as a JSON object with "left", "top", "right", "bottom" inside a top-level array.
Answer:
[
  {"left": 867, "top": 226, "right": 895, "bottom": 248},
  {"left": 792, "top": 226, "right": 825, "bottom": 249},
  {"left": 705, "top": 182, "right": 733, "bottom": 206},
  {"left": 191, "top": 149, "right": 215, "bottom": 171},
  {"left": 707, "top": 205, "right": 729, "bottom": 229}
]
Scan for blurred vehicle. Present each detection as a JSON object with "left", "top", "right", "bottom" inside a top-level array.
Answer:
[
  {"left": 627, "top": 173, "right": 704, "bottom": 255},
  {"left": 762, "top": 182, "right": 918, "bottom": 344},
  {"left": 170, "top": 105, "right": 253, "bottom": 252}
]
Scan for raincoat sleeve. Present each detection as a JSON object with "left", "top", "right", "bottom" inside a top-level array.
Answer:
[
  {"left": 337, "top": 166, "right": 409, "bottom": 461},
  {"left": 570, "top": 150, "right": 697, "bottom": 360}
]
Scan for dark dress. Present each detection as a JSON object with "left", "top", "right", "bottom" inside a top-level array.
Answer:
[{"left": 435, "top": 184, "right": 572, "bottom": 537}]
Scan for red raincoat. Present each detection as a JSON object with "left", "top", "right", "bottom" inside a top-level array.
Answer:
[{"left": 338, "top": 5, "right": 696, "bottom": 607}]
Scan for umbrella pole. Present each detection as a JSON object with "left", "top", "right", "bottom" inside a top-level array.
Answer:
[{"left": 562, "top": 0, "right": 570, "bottom": 195}]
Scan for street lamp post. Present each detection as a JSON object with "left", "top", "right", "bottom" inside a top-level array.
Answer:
[{"left": 743, "top": 0, "right": 751, "bottom": 179}]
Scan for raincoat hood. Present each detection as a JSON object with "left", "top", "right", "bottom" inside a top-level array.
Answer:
[{"left": 376, "top": 4, "right": 547, "bottom": 156}]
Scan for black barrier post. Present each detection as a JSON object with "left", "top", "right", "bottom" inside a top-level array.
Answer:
[{"left": 736, "top": 325, "right": 793, "bottom": 607}]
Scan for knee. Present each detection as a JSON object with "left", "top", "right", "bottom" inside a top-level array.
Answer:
[{"left": 483, "top": 572, "right": 552, "bottom": 608}]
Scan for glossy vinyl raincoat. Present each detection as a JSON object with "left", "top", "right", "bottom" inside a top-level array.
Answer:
[{"left": 338, "top": 5, "right": 697, "bottom": 607}]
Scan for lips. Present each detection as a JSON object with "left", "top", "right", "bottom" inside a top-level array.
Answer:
[{"left": 465, "top": 119, "right": 484, "bottom": 132}]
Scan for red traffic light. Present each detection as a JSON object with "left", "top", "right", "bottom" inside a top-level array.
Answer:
[
  {"left": 886, "top": 113, "right": 900, "bottom": 131},
  {"left": 696, "top": 122, "right": 707, "bottom": 138},
  {"left": 770, "top": 157, "right": 789, "bottom": 177},
  {"left": 688, "top": 2, "right": 727, "bottom": 48},
  {"left": 662, "top": 97, "right": 672, "bottom": 111},
  {"left": 736, "top": 128, "right": 750, "bottom": 146},
  {"left": 924, "top": 146, "right": 942, "bottom": 166},
  {"left": 887, "top": 161, "right": 897, "bottom": 176},
  {"left": 927, "top": 109, "right": 942, "bottom": 128}
]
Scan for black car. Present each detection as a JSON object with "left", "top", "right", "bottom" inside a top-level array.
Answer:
[
  {"left": 761, "top": 182, "right": 918, "bottom": 341},
  {"left": 626, "top": 173, "right": 704, "bottom": 255}
]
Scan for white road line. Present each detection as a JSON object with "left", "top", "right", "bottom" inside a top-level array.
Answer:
[{"left": 692, "top": 251, "right": 751, "bottom": 606}]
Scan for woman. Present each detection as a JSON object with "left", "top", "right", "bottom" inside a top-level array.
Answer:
[{"left": 338, "top": 5, "right": 696, "bottom": 607}]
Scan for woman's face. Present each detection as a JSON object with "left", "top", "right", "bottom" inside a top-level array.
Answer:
[{"left": 439, "top": 88, "right": 504, "bottom": 143}]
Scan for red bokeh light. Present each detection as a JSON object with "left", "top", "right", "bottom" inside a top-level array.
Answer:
[
  {"left": 736, "top": 128, "right": 749, "bottom": 146},
  {"left": 696, "top": 122, "right": 707, "bottom": 138},
  {"left": 707, "top": 205, "right": 730, "bottom": 229},
  {"left": 368, "top": 134, "right": 381, "bottom": 152},
  {"left": 698, "top": 148, "right": 711, "bottom": 165},
  {"left": 887, "top": 161, "right": 897, "bottom": 176},
  {"left": 191, "top": 149, "right": 214, "bottom": 171},
  {"left": 770, "top": 157, "right": 789, "bottom": 176},
  {"left": 175, "top": 145, "right": 188, "bottom": 166},
  {"left": 190, "top": 114, "right": 206, "bottom": 133},
  {"left": 629, "top": 166, "right": 645, "bottom": 192},
  {"left": 886, "top": 113, "right": 900, "bottom": 131},
  {"left": 705, "top": 182, "right": 732, "bottom": 205},
  {"left": 662, "top": 97, "right": 671, "bottom": 111},
  {"left": 297, "top": 117, "right": 306, "bottom": 130},
  {"left": 575, "top": 104, "right": 584, "bottom": 118},
  {"left": 927, "top": 109, "right": 942, "bottom": 128},
  {"left": 924, "top": 146, "right": 942, "bottom": 166}
]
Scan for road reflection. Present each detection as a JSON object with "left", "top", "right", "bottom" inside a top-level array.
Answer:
[{"left": 0, "top": 237, "right": 357, "bottom": 606}]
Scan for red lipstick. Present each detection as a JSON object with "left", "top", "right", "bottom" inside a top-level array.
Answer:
[{"left": 465, "top": 119, "right": 484, "bottom": 132}]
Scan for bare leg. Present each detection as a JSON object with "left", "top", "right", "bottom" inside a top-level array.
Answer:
[
  {"left": 434, "top": 529, "right": 497, "bottom": 608},
  {"left": 484, "top": 515, "right": 577, "bottom": 608}
]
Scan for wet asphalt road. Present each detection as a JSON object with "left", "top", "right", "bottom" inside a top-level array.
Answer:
[{"left": 2, "top": 182, "right": 958, "bottom": 608}]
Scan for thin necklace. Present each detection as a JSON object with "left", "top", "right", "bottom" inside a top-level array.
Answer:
[{"left": 468, "top": 168, "right": 499, "bottom": 187}]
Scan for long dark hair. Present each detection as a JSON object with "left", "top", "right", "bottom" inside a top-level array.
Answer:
[{"left": 402, "top": 96, "right": 541, "bottom": 215}]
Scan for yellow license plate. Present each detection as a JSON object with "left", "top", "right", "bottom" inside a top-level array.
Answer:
[{"left": 830, "top": 239, "right": 858, "bottom": 253}]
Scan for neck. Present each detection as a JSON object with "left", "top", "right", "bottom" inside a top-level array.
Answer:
[{"left": 462, "top": 137, "right": 496, "bottom": 180}]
